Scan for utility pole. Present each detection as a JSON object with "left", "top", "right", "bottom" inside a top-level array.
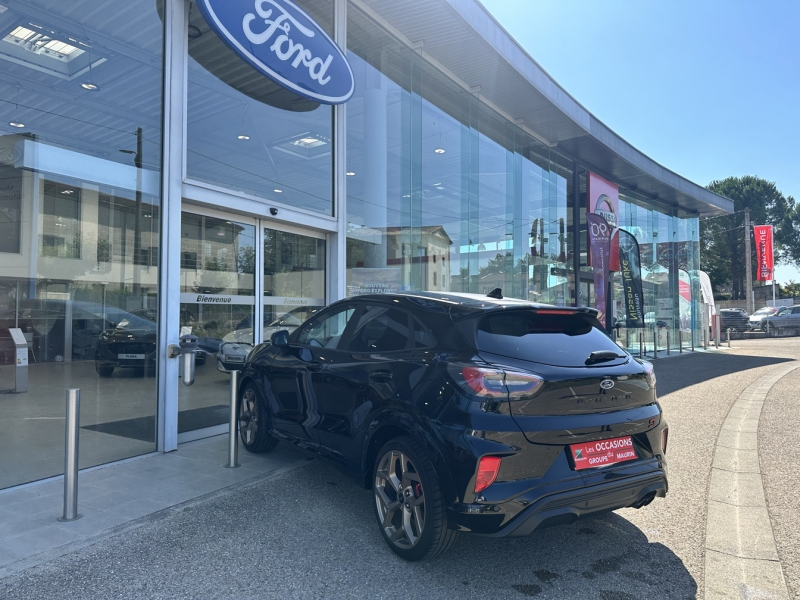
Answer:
[{"left": 744, "top": 207, "right": 753, "bottom": 313}]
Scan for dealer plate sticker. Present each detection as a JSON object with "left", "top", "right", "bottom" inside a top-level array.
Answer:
[
  {"left": 119, "top": 354, "right": 145, "bottom": 360},
  {"left": 570, "top": 436, "right": 637, "bottom": 470}
]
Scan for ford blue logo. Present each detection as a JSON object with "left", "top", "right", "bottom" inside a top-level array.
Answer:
[
  {"left": 196, "top": 0, "right": 354, "bottom": 104},
  {"left": 600, "top": 380, "right": 615, "bottom": 390}
]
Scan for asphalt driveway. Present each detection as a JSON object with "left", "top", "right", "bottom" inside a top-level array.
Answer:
[{"left": 2, "top": 339, "right": 798, "bottom": 599}]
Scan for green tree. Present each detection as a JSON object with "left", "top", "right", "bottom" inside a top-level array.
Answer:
[{"left": 701, "top": 176, "right": 799, "bottom": 299}]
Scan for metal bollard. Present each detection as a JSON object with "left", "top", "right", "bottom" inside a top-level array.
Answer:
[
  {"left": 226, "top": 370, "right": 240, "bottom": 469},
  {"left": 727, "top": 328, "right": 731, "bottom": 348},
  {"left": 667, "top": 329, "right": 671, "bottom": 355},
  {"left": 653, "top": 330, "right": 658, "bottom": 358},
  {"left": 638, "top": 330, "right": 643, "bottom": 358},
  {"left": 58, "top": 389, "right": 81, "bottom": 522},
  {"left": 679, "top": 329, "right": 683, "bottom": 353}
]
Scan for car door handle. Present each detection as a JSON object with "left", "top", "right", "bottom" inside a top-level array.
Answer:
[
  {"left": 305, "top": 361, "right": 323, "bottom": 372},
  {"left": 369, "top": 370, "right": 393, "bottom": 383}
]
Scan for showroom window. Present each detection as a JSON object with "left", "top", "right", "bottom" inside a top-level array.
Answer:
[{"left": 0, "top": 0, "right": 164, "bottom": 489}]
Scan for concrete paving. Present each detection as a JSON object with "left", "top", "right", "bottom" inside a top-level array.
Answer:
[
  {"left": 0, "top": 436, "right": 308, "bottom": 579},
  {"left": 0, "top": 339, "right": 798, "bottom": 599}
]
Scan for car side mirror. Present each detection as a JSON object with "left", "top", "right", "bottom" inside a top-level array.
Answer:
[{"left": 270, "top": 330, "right": 290, "bottom": 348}]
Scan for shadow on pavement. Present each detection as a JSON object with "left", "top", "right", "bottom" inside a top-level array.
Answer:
[
  {"left": 652, "top": 352, "right": 793, "bottom": 396},
  {"left": 0, "top": 460, "right": 696, "bottom": 599}
]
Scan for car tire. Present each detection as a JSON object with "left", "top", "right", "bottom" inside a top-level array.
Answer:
[
  {"left": 238, "top": 382, "right": 278, "bottom": 453},
  {"left": 95, "top": 363, "right": 114, "bottom": 377},
  {"left": 372, "top": 436, "right": 457, "bottom": 561}
]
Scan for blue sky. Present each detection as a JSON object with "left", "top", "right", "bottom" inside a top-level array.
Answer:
[{"left": 480, "top": 0, "right": 800, "bottom": 283}]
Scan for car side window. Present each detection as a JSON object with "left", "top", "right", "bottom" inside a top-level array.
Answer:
[
  {"left": 296, "top": 306, "right": 355, "bottom": 348},
  {"left": 345, "top": 305, "right": 412, "bottom": 353}
]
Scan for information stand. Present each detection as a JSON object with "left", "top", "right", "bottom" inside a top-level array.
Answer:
[{"left": 8, "top": 328, "right": 28, "bottom": 393}]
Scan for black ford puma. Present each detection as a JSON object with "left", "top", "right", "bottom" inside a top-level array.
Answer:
[{"left": 236, "top": 291, "right": 668, "bottom": 561}]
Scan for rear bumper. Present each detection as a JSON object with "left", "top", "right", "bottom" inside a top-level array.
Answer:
[
  {"left": 448, "top": 468, "right": 667, "bottom": 537},
  {"left": 490, "top": 471, "right": 667, "bottom": 537}
]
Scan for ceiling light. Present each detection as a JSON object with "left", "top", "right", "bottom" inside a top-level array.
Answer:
[
  {"left": 217, "top": 231, "right": 225, "bottom": 237},
  {"left": 237, "top": 134, "right": 250, "bottom": 140},
  {"left": 61, "top": 189, "right": 74, "bottom": 195},
  {"left": 9, "top": 121, "right": 24, "bottom": 128},
  {"left": 432, "top": 182, "right": 441, "bottom": 186},
  {"left": 434, "top": 148, "right": 446, "bottom": 154},
  {"left": 291, "top": 136, "right": 326, "bottom": 149},
  {"left": 143, "top": 213, "right": 152, "bottom": 218},
  {"left": 80, "top": 82, "right": 99, "bottom": 91},
  {"left": 346, "top": 171, "right": 355, "bottom": 176},
  {"left": 273, "top": 188, "right": 282, "bottom": 193},
  {"left": 5, "top": 26, "right": 84, "bottom": 62}
]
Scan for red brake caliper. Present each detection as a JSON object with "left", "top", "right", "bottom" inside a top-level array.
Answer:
[{"left": 414, "top": 483, "right": 423, "bottom": 498}]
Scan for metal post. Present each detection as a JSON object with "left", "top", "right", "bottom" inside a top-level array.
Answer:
[
  {"left": 679, "top": 329, "right": 683, "bottom": 353},
  {"left": 727, "top": 328, "right": 731, "bottom": 348},
  {"left": 744, "top": 208, "right": 754, "bottom": 314},
  {"left": 638, "top": 330, "right": 643, "bottom": 358},
  {"left": 226, "top": 370, "right": 240, "bottom": 468},
  {"left": 691, "top": 326, "right": 695, "bottom": 352},
  {"left": 59, "top": 389, "right": 81, "bottom": 521},
  {"left": 667, "top": 329, "right": 671, "bottom": 355},
  {"left": 653, "top": 329, "right": 658, "bottom": 358}
]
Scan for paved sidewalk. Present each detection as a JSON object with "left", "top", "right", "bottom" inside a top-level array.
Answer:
[{"left": 0, "top": 435, "right": 307, "bottom": 578}]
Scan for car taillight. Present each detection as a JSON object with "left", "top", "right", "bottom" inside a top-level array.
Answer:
[
  {"left": 452, "top": 366, "right": 544, "bottom": 399},
  {"left": 461, "top": 367, "right": 507, "bottom": 397},
  {"left": 475, "top": 456, "right": 502, "bottom": 493},
  {"left": 662, "top": 427, "right": 669, "bottom": 454},
  {"left": 641, "top": 360, "right": 656, "bottom": 388}
]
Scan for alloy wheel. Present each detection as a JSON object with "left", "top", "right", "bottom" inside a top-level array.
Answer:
[{"left": 374, "top": 449, "right": 426, "bottom": 550}]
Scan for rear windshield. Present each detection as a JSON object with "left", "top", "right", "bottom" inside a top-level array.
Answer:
[{"left": 472, "top": 310, "right": 623, "bottom": 367}]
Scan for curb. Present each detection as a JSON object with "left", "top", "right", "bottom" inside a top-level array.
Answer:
[{"left": 704, "top": 362, "right": 798, "bottom": 599}]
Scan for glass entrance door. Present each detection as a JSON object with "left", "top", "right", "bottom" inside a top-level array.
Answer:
[
  {"left": 177, "top": 210, "right": 326, "bottom": 438},
  {"left": 179, "top": 211, "right": 256, "bottom": 435},
  {"left": 263, "top": 228, "right": 326, "bottom": 340}
]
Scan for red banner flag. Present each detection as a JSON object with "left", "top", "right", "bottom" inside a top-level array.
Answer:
[{"left": 753, "top": 225, "right": 774, "bottom": 281}]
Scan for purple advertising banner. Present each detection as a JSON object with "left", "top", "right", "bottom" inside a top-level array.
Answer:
[{"left": 586, "top": 213, "right": 612, "bottom": 328}]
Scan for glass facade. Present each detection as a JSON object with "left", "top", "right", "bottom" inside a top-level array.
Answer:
[
  {"left": 0, "top": 0, "right": 711, "bottom": 491},
  {"left": 611, "top": 192, "right": 702, "bottom": 353},
  {"left": 0, "top": 0, "right": 163, "bottom": 488},
  {"left": 345, "top": 6, "right": 575, "bottom": 306}
]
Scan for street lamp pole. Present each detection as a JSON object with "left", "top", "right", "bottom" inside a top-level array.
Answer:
[
  {"left": 120, "top": 128, "right": 143, "bottom": 299},
  {"left": 133, "top": 127, "right": 143, "bottom": 298},
  {"left": 744, "top": 207, "right": 753, "bottom": 313}
]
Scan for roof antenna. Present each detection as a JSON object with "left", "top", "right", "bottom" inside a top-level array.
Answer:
[{"left": 486, "top": 288, "right": 503, "bottom": 299}]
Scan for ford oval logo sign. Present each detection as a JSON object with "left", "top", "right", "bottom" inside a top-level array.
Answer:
[
  {"left": 196, "top": 0, "right": 354, "bottom": 104},
  {"left": 600, "top": 380, "right": 615, "bottom": 390}
]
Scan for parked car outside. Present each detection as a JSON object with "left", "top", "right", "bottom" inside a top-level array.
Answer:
[
  {"left": 748, "top": 307, "right": 778, "bottom": 330},
  {"left": 719, "top": 308, "right": 749, "bottom": 332},
  {"left": 216, "top": 305, "right": 321, "bottom": 372},
  {"left": 236, "top": 291, "right": 669, "bottom": 561},
  {"left": 762, "top": 306, "right": 800, "bottom": 333}
]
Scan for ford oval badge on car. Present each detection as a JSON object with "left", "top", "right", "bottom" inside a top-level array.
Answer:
[
  {"left": 196, "top": 0, "right": 354, "bottom": 104},
  {"left": 600, "top": 379, "right": 615, "bottom": 390}
]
